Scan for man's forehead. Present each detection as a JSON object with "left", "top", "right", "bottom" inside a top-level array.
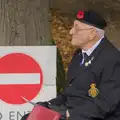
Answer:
[{"left": 74, "top": 20, "right": 92, "bottom": 28}]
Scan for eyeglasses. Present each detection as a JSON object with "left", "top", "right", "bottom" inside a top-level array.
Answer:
[{"left": 74, "top": 27, "right": 94, "bottom": 32}]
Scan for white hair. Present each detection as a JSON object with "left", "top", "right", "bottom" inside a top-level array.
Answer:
[{"left": 95, "top": 27, "right": 105, "bottom": 37}]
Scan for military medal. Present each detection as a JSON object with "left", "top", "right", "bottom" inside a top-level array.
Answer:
[
  {"left": 85, "top": 62, "right": 89, "bottom": 66},
  {"left": 84, "top": 56, "right": 94, "bottom": 67},
  {"left": 88, "top": 83, "right": 99, "bottom": 98},
  {"left": 88, "top": 60, "right": 91, "bottom": 64}
]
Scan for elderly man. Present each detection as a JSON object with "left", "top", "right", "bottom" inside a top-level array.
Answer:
[{"left": 21, "top": 10, "right": 120, "bottom": 120}]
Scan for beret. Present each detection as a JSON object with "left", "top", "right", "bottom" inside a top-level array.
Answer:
[{"left": 76, "top": 10, "right": 107, "bottom": 29}]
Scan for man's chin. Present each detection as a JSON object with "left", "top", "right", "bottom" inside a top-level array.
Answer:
[
  {"left": 71, "top": 40, "right": 83, "bottom": 48},
  {"left": 71, "top": 40, "right": 77, "bottom": 46}
]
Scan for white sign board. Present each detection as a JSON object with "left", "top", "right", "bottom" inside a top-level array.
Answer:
[{"left": 0, "top": 46, "right": 56, "bottom": 120}]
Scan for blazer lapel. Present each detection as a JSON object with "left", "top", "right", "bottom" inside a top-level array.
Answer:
[
  {"left": 68, "top": 37, "right": 109, "bottom": 84},
  {"left": 68, "top": 50, "right": 83, "bottom": 83},
  {"left": 81, "top": 37, "right": 108, "bottom": 71}
]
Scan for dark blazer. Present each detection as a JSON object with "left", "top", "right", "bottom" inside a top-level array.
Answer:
[{"left": 49, "top": 37, "right": 120, "bottom": 120}]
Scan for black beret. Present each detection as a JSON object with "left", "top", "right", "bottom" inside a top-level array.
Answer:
[{"left": 76, "top": 10, "right": 107, "bottom": 29}]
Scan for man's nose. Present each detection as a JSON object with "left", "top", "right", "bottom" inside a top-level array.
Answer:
[{"left": 69, "top": 27, "right": 75, "bottom": 35}]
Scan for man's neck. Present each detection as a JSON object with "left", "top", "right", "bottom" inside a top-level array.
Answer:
[
  {"left": 82, "top": 36, "right": 104, "bottom": 51},
  {"left": 82, "top": 36, "right": 104, "bottom": 56}
]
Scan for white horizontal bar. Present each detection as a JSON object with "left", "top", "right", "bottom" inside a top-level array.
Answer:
[{"left": 0, "top": 73, "right": 40, "bottom": 84}]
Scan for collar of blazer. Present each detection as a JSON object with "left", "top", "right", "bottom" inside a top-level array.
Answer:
[
  {"left": 68, "top": 37, "right": 109, "bottom": 84},
  {"left": 80, "top": 36, "right": 108, "bottom": 70}
]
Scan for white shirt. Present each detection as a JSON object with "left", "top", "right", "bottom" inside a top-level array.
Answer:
[{"left": 81, "top": 36, "right": 104, "bottom": 64}]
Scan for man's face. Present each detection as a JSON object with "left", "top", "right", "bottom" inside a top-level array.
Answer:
[{"left": 69, "top": 20, "right": 94, "bottom": 47}]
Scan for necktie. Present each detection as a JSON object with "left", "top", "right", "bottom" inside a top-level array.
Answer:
[
  {"left": 83, "top": 53, "right": 88, "bottom": 61},
  {"left": 81, "top": 52, "right": 88, "bottom": 64}
]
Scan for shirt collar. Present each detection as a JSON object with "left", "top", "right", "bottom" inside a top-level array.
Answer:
[{"left": 82, "top": 36, "right": 104, "bottom": 56}]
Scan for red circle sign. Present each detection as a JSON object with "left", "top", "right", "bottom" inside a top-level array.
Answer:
[{"left": 0, "top": 53, "right": 43, "bottom": 104}]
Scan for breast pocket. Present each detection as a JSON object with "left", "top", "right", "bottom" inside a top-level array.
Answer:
[{"left": 73, "top": 68, "right": 101, "bottom": 92}]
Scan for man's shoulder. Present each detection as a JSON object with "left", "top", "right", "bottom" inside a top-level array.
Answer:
[
  {"left": 105, "top": 39, "right": 120, "bottom": 57},
  {"left": 101, "top": 38, "right": 120, "bottom": 63}
]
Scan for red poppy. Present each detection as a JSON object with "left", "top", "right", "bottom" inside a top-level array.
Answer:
[{"left": 77, "top": 11, "right": 84, "bottom": 19}]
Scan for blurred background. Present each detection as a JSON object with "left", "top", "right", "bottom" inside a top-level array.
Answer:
[{"left": 0, "top": 0, "right": 120, "bottom": 94}]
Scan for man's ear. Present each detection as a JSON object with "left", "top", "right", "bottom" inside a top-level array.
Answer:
[{"left": 89, "top": 28, "right": 96, "bottom": 40}]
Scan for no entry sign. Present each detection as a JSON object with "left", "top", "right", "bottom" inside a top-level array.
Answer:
[
  {"left": 0, "top": 53, "right": 43, "bottom": 104},
  {"left": 0, "top": 46, "right": 56, "bottom": 120}
]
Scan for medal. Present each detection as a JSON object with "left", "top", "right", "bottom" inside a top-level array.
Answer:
[
  {"left": 84, "top": 56, "right": 94, "bottom": 67},
  {"left": 85, "top": 62, "right": 89, "bottom": 66}
]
